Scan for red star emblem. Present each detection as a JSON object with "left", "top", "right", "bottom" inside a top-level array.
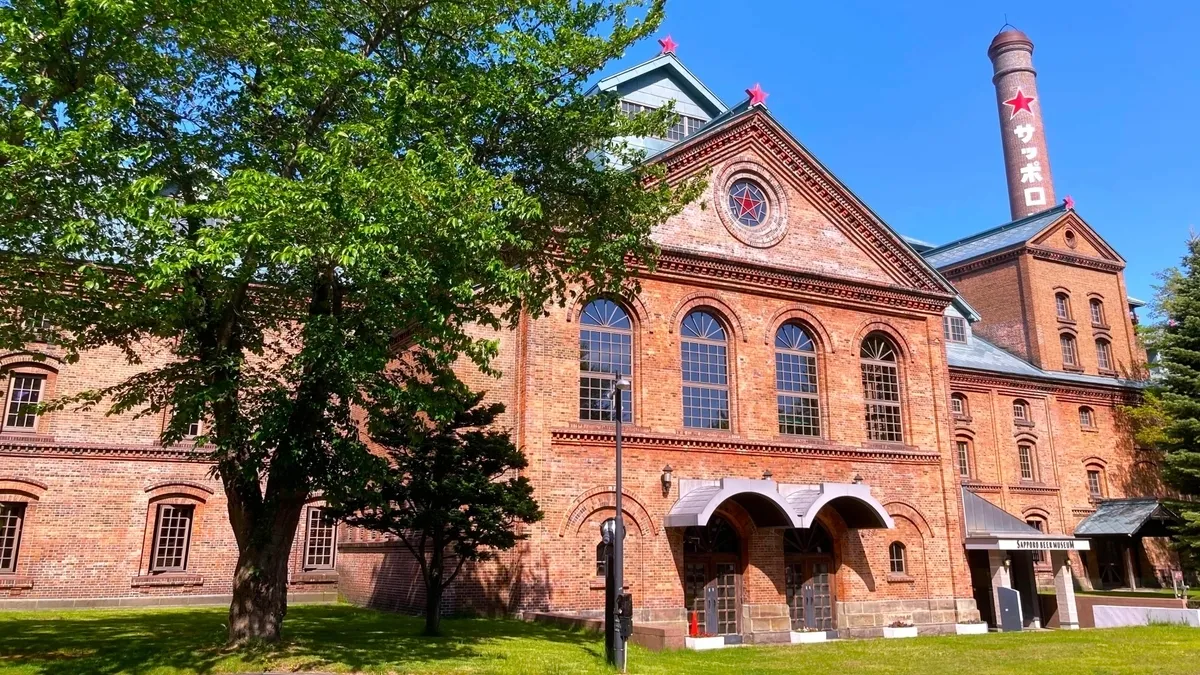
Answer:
[
  {"left": 1003, "top": 89, "right": 1036, "bottom": 119},
  {"left": 730, "top": 183, "right": 765, "bottom": 223},
  {"left": 1064, "top": 195, "right": 1075, "bottom": 210},
  {"left": 658, "top": 35, "right": 677, "bottom": 55},
  {"left": 746, "top": 83, "right": 768, "bottom": 107}
]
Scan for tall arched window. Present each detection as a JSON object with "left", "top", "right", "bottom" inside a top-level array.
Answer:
[
  {"left": 681, "top": 311, "right": 730, "bottom": 430},
  {"left": 1060, "top": 333, "right": 1078, "bottom": 367},
  {"left": 861, "top": 334, "right": 903, "bottom": 443},
  {"left": 776, "top": 324, "right": 820, "bottom": 437},
  {"left": 579, "top": 299, "right": 632, "bottom": 422},
  {"left": 955, "top": 438, "right": 972, "bottom": 479},
  {"left": 1018, "top": 443, "right": 1037, "bottom": 481},
  {"left": 1096, "top": 338, "right": 1113, "bottom": 371},
  {"left": 1079, "top": 406, "right": 1096, "bottom": 429},
  {"left": 1055, "top": 292, "right": 1072, "bottom": 321},
  {"left": 1090, "top": 298, "right": 1106, "bottom": 326}
]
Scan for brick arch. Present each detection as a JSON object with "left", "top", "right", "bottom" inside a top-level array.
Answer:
[
  {"left": 144, "top": 480, "right": 215, "bottom": 503},
  {"left": 1022, "top": 506, "right": 1052, "bottom": 521},
  {"left": 1081, "top": 456, "right": 1108, "bottom": 469},
  {"left": 1014, "top": 430, "right": 1039, "bottom": 442},
  {"left": 1058, "top": 325, "right": 1079, "bottom": 337},
  {"left": 954, "top": 426, "right": 977, "bottom": 438},
  {"left": 0, "top": 351, "right": 63, "bottom": 371},
  {"left": 0, "top": 477, "right": 48, "bottom": 501},
  {"left": 566, "top": 292, "right": 650, "bottom": 330},
  {"left": 850, "top": 319, "right": 912, "bottom": 359},
  {"left": 882, "top": 500, "right": 933, "bottom": 540},
  {"left": 558, "top": 487, "right": 657, "bottom": 538},
  {"left": 763, "top": 307, "right": 835, "bottom": 353},
  {"left": 668, "top": 293, "right": 746, "bottom": 343},
  {"left": 712, "top": 499, "right": 759, "bottom": 540}
]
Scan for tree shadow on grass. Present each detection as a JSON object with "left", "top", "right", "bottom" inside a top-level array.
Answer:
[{"left": 0, "top": 604, "right": 604, "bottom": 675}]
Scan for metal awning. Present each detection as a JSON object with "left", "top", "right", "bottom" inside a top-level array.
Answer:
[
  {"left": 1074, "top": 498, "right": 1180, "bottom": 538},
  {"left": 664, "top": 478, "right": 892, "bottom": 530},
  {"left": 961, "top": 487, "right": 1089, "bottom": 551}
]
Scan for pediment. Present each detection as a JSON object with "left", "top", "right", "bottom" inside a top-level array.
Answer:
[
  {"left": 649, "top": 108, "right": 953, "bottom": 296},
  {"left": 1029, "top": 212, "right": 1124, "bottom": 264}
]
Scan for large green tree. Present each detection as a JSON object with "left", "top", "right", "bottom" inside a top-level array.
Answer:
[
  {"left": 0, "top": 0, "right": 698, "bottom": 643},
  {"left": 1156, "top": 236, "right": 1200, "bottom": 555}
]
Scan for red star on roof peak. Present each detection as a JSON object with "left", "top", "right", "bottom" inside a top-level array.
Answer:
[
  {"left": 1064, "top": 195, "right": 1075, "bottom": 210},
  {"left": 1003, "top": 88, "right": 1036, "bottom": 119},
  {"left": 658, "top": 35, "right": 678, "bottom": 55},
  {"left": 746, "top": 83, "right": 768, "bottom": 107}
]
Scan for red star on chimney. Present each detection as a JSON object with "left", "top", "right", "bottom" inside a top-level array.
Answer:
[
  {"left": 746, "top": 83, "right": 768, "bottom": 107},
  {"left": 1003, "top": 89, "right": 1036, "bottom": 119},
  {"left": 658, "top": 35, "right": 677, "bottom": 55},
  {"left": 1064, "top": 195, "right": 1075, "bottom": 210}
]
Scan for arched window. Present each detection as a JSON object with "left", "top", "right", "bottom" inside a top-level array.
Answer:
[
  {"left": 1079, "top": 406, "right": 1096, "bottom": 429},
  {"left": 1012, "top": 399, "right": 1030, "bottom": 423},
  {"left": 1096, "top": 339, "right": 1113, "bottom": 371},
  {"left": 681, "top": 311, "right": 730, "bottom": 430},
  {"left": 775, "top": 323, "right": 820, "bottom": 437},
  {"left": 1090, "top": 298, "right": 1106, "bottom": 326},
  {"left": 1086, "top": 465, "right": 1106, "bottom": 500},
  {"left": 955, "top": 438, "right": 972, "bottom": 479},
  {"left": 950, "top": 393, "right": 968, "bottom": 417},
  {"left": 1060, "top": 334, "right": 1078, "bottom": 367},
  {"left": 889, "top": 542, "right": 907, "bottom": 574},
  {"left": 861, "top": 334, "right": 903, "bottom": 443},
  {"left": 1018, "top": 443, "right": 1037, "bottom": 481},
  {"left": 579, "top": 300, "right": 633, "bottom": 422},
  {"left": 1055, "top": 292, "right": 1072, "bottom": 321}
]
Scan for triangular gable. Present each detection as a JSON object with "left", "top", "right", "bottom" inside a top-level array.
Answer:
[
  {"left": 1029, "top": 210, "right": 1125, "bottom": 264},
  {"left": 649, "top": 105, "right": 956, "bottom": 295},
  {"left": 590, "top": 53, "right": 727, "bottom": 117},
  {"left": 922, "top": 205, "right": 1066, "bottom": 270}
]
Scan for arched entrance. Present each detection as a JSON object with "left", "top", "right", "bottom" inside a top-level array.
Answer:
[
  {"left": 784, "top": 523, "right": 835, "bottom": 631},
  {"left": 683, "top": 516, "right": 741, "bottom": 635}
]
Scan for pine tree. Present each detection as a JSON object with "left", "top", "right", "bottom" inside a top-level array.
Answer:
[{"left": 1159, "top": 236, "right": 1200, "bottom": 554}]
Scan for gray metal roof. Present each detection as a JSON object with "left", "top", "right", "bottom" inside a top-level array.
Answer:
[
  {"left": 922, "top": 205, "right": 1067, "bottom": 269},
  {"left": 1074, "top": 499, "right": 1180, "bottom": 537},
  {"left": 962, "top": 487, "right": 1043, "bottom": 537},
  {"left": 947, "top": 333, "right": 1143, "bottom": 390},
  {"left": 665, "top": 479, "right": 892, "bottom": 530}
]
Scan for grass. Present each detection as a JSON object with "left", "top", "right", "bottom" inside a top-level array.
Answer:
[{"left": 2, "top": 603, "right": 1200, "bottom": 674}]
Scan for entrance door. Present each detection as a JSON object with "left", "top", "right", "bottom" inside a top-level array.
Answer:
[
  {"left": 682, "top": 517, "right": 741, "bottom": 636},
  {"left": 1097, "top": 538, "right": 1126, "bottom": 588},
  {"left": 784, "top": 524, "right": 836, "bottom": 631}
]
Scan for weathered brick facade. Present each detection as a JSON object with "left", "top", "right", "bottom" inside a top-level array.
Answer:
[{"left": 0, "top": 31, "right": 1173, "bottom": 642}]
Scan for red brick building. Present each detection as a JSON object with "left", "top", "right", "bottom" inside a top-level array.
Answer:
[{"left": 0, "top": 28, "right": 1176, "bottom": 640}]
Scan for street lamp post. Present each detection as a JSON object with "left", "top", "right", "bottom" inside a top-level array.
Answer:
[{"left": 608, "top": 376, "right": 632, "bottom": 672}]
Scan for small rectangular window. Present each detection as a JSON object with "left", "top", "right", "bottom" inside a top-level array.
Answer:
[
  {"left": 943, "top": 316, "right": 967, "bottom": 343},
  {"left": 956, "top": 441, "right": 971, "bottom": 478},
  {"left": 1079, "top": 408, "right": 1095, "bottom": 428},
  {"left": 1018, "top": 445, "right": 1035, "bottom": 481},
  {"left": 951, "top": 396, "right": 964, "bottom": 416},
  {"left": 150, "top": 504, "right": 193, "bottom": 573},
  {"left": 4, "top": 375, "right": 44, "bottom": 430},
  {"left": 1087, "top": 470, "right": 1103, "bottom": 499},
  {"left": 303, "top": 507, "right": 337, "bottom": 570},
  {"left": 0, "top": 502, "right": 26, "bottom": 574}
]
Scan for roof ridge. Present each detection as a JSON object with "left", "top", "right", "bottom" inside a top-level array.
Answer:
[{"left": 923, "top": 203, "right": 1067, "bottom": 256}]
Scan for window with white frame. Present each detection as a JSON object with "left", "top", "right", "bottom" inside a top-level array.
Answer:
[
  {"left": 1096, "top": 339, "right": 1113, "bottom": 371},
  {"left": 579, "top": 299, "right": 633, "bottom": 423},
  {"left": 303, "top": 507, "right": 337, "bottom": 570},
  {"left": 681, "top": 311, "right": 730, "bottom": 430},
  {"left": 1061, "top": 334, "right": 1078, "bottom": 367},
  {"left": 0, "top": 502, "right": 25, "bottom": 574},
  {"left": 1018, "top": 444, "right": 1036, "bottom": 481},
  {"left": 889, "top": 541, "right": 907, "bottom": 574},
  {"left": 150, "top": 504, "right": 194, "bottom": 573},
  {"left": 943, "top": 316, "right": 967, "bottom": 343},
  {"left": 1079, "top": 406, "right": 1095, "bottom": 429},
  {"left": 1055, "top": 293, "right": 1072, "bottom": 321},
  {"left": 1090, "top": 299, "right": 1106, "bottom": 326},
  {"left": 4, "top": 374, "right": 44, "bottom": 431},
  {"left": 956, "top": 440, "right": 971, "bottom": 479},
  {"left": 861, "top": 335, "right": 903, "bottom": 443},
  {"left": 951, "top": 393, "right": 968, "bottom": 417},
  {"left": 775, "top": 323, "right": 820, "bottom": 437},
  {"left": 1087, "top": 468, "right": 1105, "bottom": 500}
]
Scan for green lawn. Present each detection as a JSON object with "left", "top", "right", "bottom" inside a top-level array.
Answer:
[{"left": 2, "top": 603, "right": 1199, "bottom": 674}]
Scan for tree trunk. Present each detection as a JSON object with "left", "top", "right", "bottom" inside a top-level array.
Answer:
[
  {"left": 424, "top": 540, "right": 444, "bottom": 636},
  {"left": 227, "top": 496, "right": 306, "bottom": 644}
]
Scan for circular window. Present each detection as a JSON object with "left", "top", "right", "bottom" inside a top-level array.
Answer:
[
  {"left": 1065, "top": 230, "right": 1077, "bottom": 249},
  {"left": 727, "top": 179, "right": 769, "bottom": 228}
]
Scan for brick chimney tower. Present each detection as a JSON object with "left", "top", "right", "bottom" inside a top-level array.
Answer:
[{"left": 988, "top": 27, "right": 1056, "bottom": 219}]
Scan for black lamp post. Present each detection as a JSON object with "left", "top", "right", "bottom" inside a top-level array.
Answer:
[{"left": 605, "top": 376, "right": 632, "bottom": 672}]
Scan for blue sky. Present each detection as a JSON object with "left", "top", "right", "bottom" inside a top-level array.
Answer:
[{"left": 606, "top": 1, "right": 1199, "bottom": 310}]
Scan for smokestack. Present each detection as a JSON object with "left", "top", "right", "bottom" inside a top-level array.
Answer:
[{"left": 988, "top": 27, "right": 1056, "bottom": 220}]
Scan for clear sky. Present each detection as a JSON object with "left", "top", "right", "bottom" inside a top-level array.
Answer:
[{"left": 607, "top": 0, "right": 1199, "bottom": 311}]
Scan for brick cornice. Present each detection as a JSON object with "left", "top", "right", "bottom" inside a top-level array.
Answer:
[
  {"left": 646, "top": 247, "right": 953, "bottom": 316},
  {"left": 655, "top": 110, "right": 952, "bottom": 295},
  {"left": 938, "top": 244, "right": 1124, "bottom": 279},
  {"left": 551, "top": 428, "right": 941, "bottom": 465},
  {"left": 0, "top": 437, "right": 210, "bottom": 462},
  {"left": 1009, "top": 484, "right": 1061, "bottom": 496},
  {"left": 948, "top": 368, "right": 1141, "bottom": 404}
]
